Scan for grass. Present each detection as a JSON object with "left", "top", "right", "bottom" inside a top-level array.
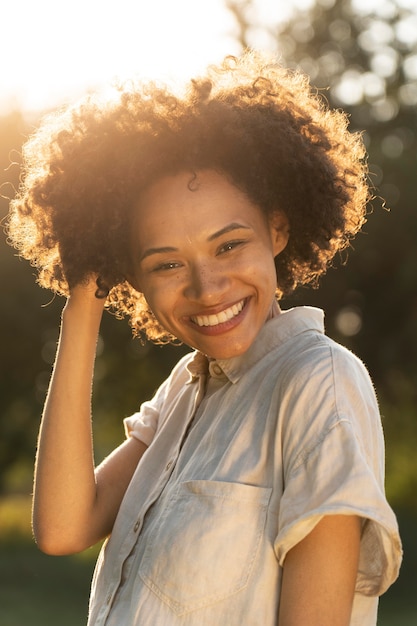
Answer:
[
  {"left": 0, "top": 540, "right": 96, "bottom": 626},
  {"left": 378, "top": 607, "right": 417, "bottom": 626},
  {"left": 0, "top": 496, "right": 99, "bottom": 626},
  {"left": 1, "top": 496, "right": 416, "bottom": 625}
]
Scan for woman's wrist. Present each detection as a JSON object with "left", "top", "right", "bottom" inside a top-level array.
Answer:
[
  {"left": 64, "top": 277, "right": 106, "bottom": 315},
  {"left": 61, "top": 287, "right": 106, "bottom": 340}
]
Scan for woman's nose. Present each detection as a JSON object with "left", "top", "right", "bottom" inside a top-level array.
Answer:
[{"left": 184, "top": 262, "right": 230, "bottom": 303}]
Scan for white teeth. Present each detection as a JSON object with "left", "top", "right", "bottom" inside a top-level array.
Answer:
[{"left": 192, "top": 300, "right": 245, "bottom": 327}]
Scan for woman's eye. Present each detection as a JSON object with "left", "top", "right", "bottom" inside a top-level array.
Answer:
[
  {"left": 153, "top": 261, "right": 181, "bottom": 272},
  {"left": 218, "top": 240, "right": 244, "bottom": 254}
]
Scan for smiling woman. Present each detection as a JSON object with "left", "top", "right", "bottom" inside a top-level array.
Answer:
[
  {"left": 6, "top": 51, "right": 401, "bottom": 626},
  {"left": 1, "top": 0, "right": 237, "bottom": 112}
]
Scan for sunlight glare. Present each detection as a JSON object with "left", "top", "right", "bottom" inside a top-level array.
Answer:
[{"left": 1, "top": 0, "right": 239, "bottom": 112}]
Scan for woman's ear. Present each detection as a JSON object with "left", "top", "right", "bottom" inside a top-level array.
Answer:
[{"left": 270, "top": 211, "right": 290, "bottom": 257}]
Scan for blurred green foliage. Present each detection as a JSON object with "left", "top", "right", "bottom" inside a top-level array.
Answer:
[{"left": 0, "top": 536, "right": 95, "bottom": 626}]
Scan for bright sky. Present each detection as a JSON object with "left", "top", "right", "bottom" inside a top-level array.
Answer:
[
  {"left": 0, "top": 0, "right": 301, "bottom": 114},
  {"left": 3, "top": 0, "right": 417, "bottom": 114}
]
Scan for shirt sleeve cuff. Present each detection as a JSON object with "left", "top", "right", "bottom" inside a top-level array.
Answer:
[{"left": 124, "top": 411, "right": 158, "bottom": 447}]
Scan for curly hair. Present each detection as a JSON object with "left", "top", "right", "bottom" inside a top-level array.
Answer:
[{"left": 7, "top": 51, "right": 370, "bottom": 343}]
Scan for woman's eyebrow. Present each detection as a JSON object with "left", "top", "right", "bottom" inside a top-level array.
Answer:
[
  {"left": 140, "top": 223, "right": 251, "bottom": 261},
  {"left": 207, "top": 222, "right": 251, "bottom": 242},
  {"left": 140, "top": 246, "right": 177, "bottom": 262}
]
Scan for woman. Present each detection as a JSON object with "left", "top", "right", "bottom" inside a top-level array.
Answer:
[{"left": 8, "top": 52, "right": 401, "bottom": 625}]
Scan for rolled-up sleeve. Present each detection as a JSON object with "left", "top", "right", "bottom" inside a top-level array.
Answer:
[
  {"left": 123, "top": 351, "right": 196, "bottom": 448},
  {"left": 124, "top": 377, "right": 171, "bottom": 447},
  {"left": 274, "top": 341, "right": 402, "bottom": 597},
  {"left": 124, "top": 405, "right": 159, "bottom": 447},
  {"left": 274, "top": 418, "right": 402, "bottom": 596}
]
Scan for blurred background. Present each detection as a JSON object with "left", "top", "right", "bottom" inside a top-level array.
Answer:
[{"left": 0, "top": 0, "right": 416, "bottom": 623}]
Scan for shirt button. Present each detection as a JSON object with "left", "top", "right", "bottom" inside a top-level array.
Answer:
[
  {"left": 212, "top": 364, "right": 222, "bottom": 376},
  {"left": 106, "top": 594, "right": 112, "bottom": 605},
  {"left": 134, "top": 520, "right": 140, "bottom": 532},
  {"left": 165, "top": 460, "right": 173, "bottom": 471}
]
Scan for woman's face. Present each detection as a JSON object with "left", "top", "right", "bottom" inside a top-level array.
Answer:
[{"left": 130, "top": 170, "right": 288, "bottom": 359}]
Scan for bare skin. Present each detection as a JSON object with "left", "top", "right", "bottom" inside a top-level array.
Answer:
[
  {"left": 278, "top": 514, "right": 361, "bottom": 626},
  {"left": 32, "top": 278, "right": 147, "bottom": 555}
]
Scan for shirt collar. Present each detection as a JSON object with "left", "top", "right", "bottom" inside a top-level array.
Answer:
[{"left": 186, "top": 306, "right": 325, "bottom": 384}]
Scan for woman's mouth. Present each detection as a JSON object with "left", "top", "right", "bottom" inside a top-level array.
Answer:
[{"left": 190, "top": 299, "right": 245, "bottom": 327}]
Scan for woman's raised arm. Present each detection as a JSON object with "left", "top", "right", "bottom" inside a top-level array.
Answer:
[{"left": 32, "top": 279, "right": 147, "bottom": 555}]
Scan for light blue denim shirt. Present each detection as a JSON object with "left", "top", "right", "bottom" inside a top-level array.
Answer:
[{"left": 88, "top": 307, "right": 402, "bottom": 626}]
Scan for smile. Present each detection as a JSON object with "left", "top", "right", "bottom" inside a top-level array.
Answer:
[{"left": 191, "top": 300, "right": 245, "bottom": 327}]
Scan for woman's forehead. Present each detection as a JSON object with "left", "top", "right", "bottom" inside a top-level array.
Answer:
[{"left": 131, "top": 170, "right": 266, "bottom": 247}]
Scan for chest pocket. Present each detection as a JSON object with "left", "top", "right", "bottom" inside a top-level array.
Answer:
[{"left": 139, "top": 480, "right": 271, "bottom": 616}]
